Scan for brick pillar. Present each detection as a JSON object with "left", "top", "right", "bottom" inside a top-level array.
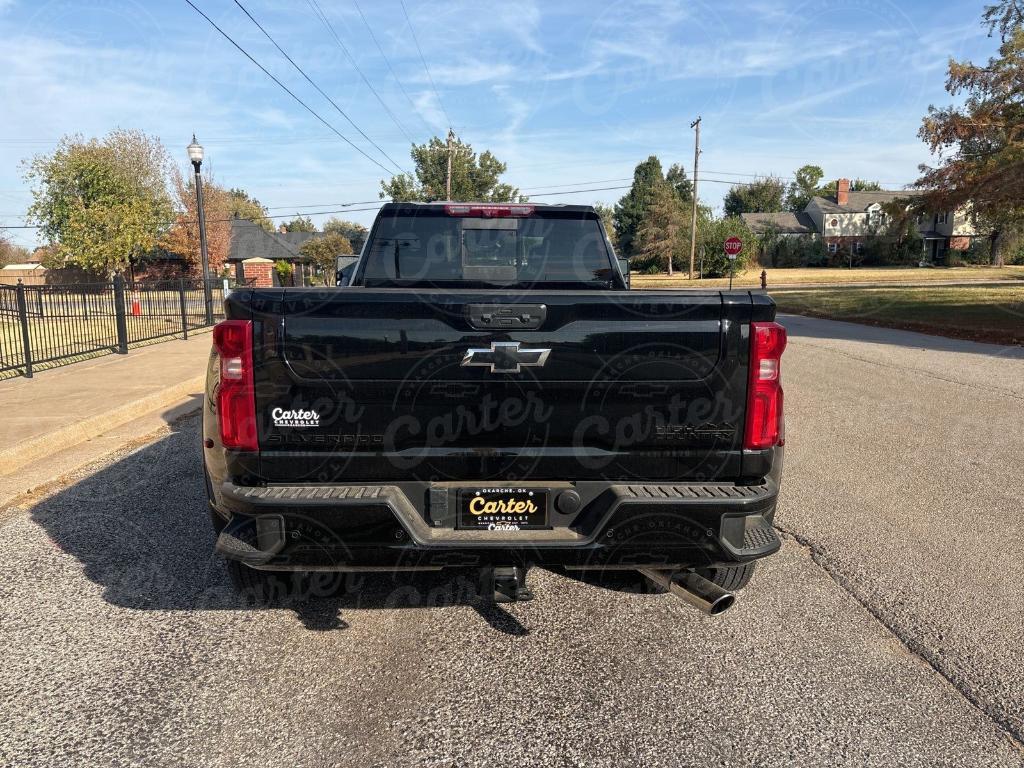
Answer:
[{"left": 242, "top": 257, "right": 274, "bottom": 287}]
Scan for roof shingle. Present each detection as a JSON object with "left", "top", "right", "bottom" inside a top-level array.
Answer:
[
  {"left": 228, "top": 219, "right": 307, "bottom": 262},
  {"left": 811, "top": 190, "right": 922, "bottom": 214},
  {"left": 740, "top": 211, "right": 817, "bottom": 234}
]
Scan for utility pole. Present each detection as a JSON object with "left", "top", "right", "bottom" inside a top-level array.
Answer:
[
  {"left": 688, "top": 117, "right": 701, "bottom": 281},
  {"left": 445, "top": 128, "right": 455, "bottom": 200}
]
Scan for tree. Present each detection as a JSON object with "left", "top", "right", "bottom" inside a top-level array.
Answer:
[
  {"left": 849, "top": 179, "right": 883, "bottom": 192},
  {"left": 593, "top": 203, "right": 618, "bottom": 250},
  {"left": 785, "top": 164, "right": 824, "bottom": 212},
  {"left": 228, "top": 188, "right": 273, "bottom": 231},
  {"left": 23, "top": 129, "right": 175, "bottom": 274},
  {"left": 881, "top": 199, "right": 926, "bottom": 264},
  {"left": 281, "top": 215, "right": 316, "bottom": 233},
  {"left": 723, "top": 176, "right": 786, "bottom": 217},
  {"left": 614, "top": 156, "right": 666, "bottom": 257},
  {"left": 665, "top": 163, "right": 693, "bottom": 204},
  {"left": 322, "top": 218, "right": 368, "bottom": 251},
  {"left": 0, "top": 234, "right": 30, "bottom": 266},
  {"left": 914, "top": 2, "right": 1024, "bottom": 265},
  {"left": 984, "top": 0, "right": 1024, "bottom": 39},
  {"left": 161, "top": 171, "right": 232, "bottom": 276},
  {"left": 300, "top": 233, "right": 353, "bottom": 284},
  {"left": 758, "top": 222, "right": 783, "bottom": 268},
  {"left": 817, "top": 177, "right": 882, "bottom": 194},
  {"left": 380, "top": 135, "right": 523, "bottom": 203},
  {"left": 636, "top": 183, "right": 688, "bottom": 275},
  {"left": 697, "top": 217, "right": 759, "bottom": 278}
]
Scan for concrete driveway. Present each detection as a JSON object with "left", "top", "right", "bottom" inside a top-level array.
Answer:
[{"left": 0, "top": 315, "right": 1022, "bottom": 767}]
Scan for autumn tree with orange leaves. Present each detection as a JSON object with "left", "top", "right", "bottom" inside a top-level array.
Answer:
[
  {"left": 915, "top": 1, "right": 1024, "bottom": 265},
  {"left": 161, "top": 170, "right": 232, "bottom": 276}
]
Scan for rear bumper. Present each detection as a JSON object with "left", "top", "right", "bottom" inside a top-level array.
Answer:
[{"left": 212, "top": 480, "right": 781, "bottom": 571}]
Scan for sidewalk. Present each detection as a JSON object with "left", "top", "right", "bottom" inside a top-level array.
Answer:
[{"left": 0, "top": 333, "right": 211, "bottom": 479}]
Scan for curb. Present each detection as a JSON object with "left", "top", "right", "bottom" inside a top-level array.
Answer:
[{"left": 0, "top": 374, "right": 206, "bottom": 477}]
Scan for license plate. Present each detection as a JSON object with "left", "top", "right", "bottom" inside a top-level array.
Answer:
[{"left": 458, "top": 488, "right": 549, "bottom": 530}]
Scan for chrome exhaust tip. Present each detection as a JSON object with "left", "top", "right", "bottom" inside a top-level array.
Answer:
[{"left": 638, "top": 568, "right": 736, "bottom": 615}]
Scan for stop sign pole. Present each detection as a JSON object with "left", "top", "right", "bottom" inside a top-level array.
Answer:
[{"left": 724, "top": 236, "right": 742, "bottom": 290}]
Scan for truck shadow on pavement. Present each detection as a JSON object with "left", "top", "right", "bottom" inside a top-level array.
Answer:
[{"left": 26, "top": 413, "right": 529, "bottom": 636}]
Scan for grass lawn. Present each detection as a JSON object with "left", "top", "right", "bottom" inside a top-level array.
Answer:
[
  {"left": 773, "top": 285, "right": 1024, "bottom": 345},
  {"left": 632, "top": 265, "right": 1024, "bottom": 289}
]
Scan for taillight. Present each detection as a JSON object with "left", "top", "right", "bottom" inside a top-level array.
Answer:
[
  {"left": 212, "top": 320, "right": 257, "bottom": 451},
  {"left": 743, "top": 321, "right": 787, "bottom": 450},
  {"left": 444, "top": 204, "right": 534, "bottom": 217}
]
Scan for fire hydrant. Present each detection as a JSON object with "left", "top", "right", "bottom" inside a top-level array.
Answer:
[{"left": 760, "top": 270, "right": 767, "bottom": 290}]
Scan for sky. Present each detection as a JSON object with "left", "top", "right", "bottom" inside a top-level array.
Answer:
[{"left": 0, "top": 0, "right": 1000, "bottom": 249}]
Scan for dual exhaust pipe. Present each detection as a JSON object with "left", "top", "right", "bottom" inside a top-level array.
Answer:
[{"left": 638, "top": 568, "right": 736, "bottom": 615}]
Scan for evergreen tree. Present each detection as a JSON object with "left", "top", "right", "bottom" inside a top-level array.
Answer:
[
  {"left": 613, "top": 156, "right": 666, "bottom": 257},
  {"left": 636, "top": 182, "right": 687, "bottom": 275}
]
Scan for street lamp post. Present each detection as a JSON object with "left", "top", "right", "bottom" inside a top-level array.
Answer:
[{"left": 187, "top": 135, "right": 214, "bottom": 325}]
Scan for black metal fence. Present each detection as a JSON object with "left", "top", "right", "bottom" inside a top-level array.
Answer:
[{"left": 0, "top": 276, "right": 229, "bottom": 378}]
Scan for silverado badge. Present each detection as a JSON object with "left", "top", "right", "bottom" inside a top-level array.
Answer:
[{"left": 461, "top": 341, "right": 551, "bottom": 374}]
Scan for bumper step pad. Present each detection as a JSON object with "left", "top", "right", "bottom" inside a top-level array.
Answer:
[{"left": 743, "top": 519, "right": 780, "bottom": 552}]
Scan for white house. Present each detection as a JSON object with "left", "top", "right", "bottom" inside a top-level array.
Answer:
[{"left": 743, "top": 178, "right": 981, "bottom": 262}]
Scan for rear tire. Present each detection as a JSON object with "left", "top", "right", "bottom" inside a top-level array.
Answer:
[
  {"left": 204, "top": 469, "right": 228, "bottom": 535},
  {"left": 700, "top": 562, "right": 757, "bottom": 591}
]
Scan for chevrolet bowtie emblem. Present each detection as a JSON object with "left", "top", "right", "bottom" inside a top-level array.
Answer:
[{"left": 461, "top": 341, "right": 551, "bottom": 374}]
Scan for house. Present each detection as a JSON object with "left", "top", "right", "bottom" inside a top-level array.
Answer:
[
  {"left": 0, "top": 263, "right": 47, "bottom": 286},
  {"left": 228, "top": 218, "right": 302, "bottom": 285},
  {"left": 742, "top": 178, "right": 981, "bottom": 262},
  {"left": 228, "top": 218, "right": 337, "bottom": 286}
]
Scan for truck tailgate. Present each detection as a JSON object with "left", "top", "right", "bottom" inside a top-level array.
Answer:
[{"left": 236, "top": 288, "right": 766, "bottom": 483}]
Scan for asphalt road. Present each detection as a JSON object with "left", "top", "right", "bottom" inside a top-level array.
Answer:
[{"left": 2, "top": 315, "right": 1023, "bottom": 767}]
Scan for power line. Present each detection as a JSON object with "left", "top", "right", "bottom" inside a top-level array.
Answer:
[
  {"left": 183, "top": 0, "right": 396, "bottom": 176},
  {"left": 1, "top": 176, "right": 920, "bottom": 225},
  {"left": 520, "top": 177, "right": 633, "bottom": 191},
  {"left": 351, "top": 0, "right": 433, "bottom": 134},
  {"left": 527, "top": 184, "right": 631, "bottom": 198},
  {"left": 399, "top": 0, "right": 452, "bottom": 130},
  {"left": 1, "top": 205, "right": 388, "bottom": 230},
  {"left": 304, "top": 0, "right": 417, "bottom": 146},
  {"left": 1, "top": 186, "right": 619, "bottom": 230},
  {"left": 231, "top": 0, "right": 407, "bottom": 175},
  {"left": 263, "top": 199, "right": 382, "bottom": 212}
]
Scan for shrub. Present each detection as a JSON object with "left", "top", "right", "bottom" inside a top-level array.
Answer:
[
  {"left": 697, "top": 218, "right": 758, "bottom": 278},
  {"left": 1007, "top": 240, "right": 1024, "bottom": 265},
  {"left": 771, "top": 237, "right": 828, "bottom": 268},
  {"left": 273, "top": 259, "right": 294, "bottom": 285}
]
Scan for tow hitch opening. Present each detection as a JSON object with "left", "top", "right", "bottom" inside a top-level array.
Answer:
[{"left": 479, "top": 566, "right": 534, "bottom": 603}]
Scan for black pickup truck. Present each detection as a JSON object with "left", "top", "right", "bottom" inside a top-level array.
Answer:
[{"left": 204, "top": 202, "right": 785, "bottom": 611}]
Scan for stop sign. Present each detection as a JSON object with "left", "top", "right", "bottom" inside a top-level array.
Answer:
[{"left": 724, "top": 236, "right": 742, "bottom": 258}]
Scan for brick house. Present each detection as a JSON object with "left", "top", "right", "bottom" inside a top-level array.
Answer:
[
  {"left": 743, "top": 178, "right": 982, "bottom": 263},
  {"left": 227, "top": 219, "right": 303, "bottom": 286}
]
